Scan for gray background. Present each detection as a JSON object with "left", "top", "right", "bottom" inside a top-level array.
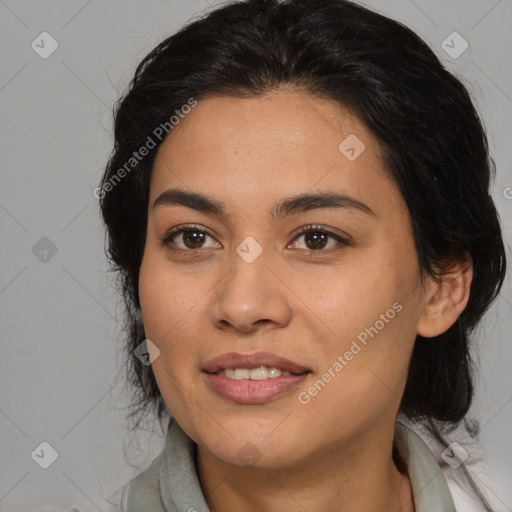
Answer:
[{"left": 1, "top": 0, "right": 511, "bottom": 510}]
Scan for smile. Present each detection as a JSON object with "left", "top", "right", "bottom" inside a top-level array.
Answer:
[{"left": 216, "top": 366, "right": 297, "bottom": 380}]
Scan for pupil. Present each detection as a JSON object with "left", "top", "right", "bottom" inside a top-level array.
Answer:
[
  {"left": 181, "top": 231, "right": 328, "bottom": 250},
  {"left": 184, "top": 230, "right": 205, "bottom": 248},
  {"left": 306, "top": 232, "right": 327, "bottom": 250}
]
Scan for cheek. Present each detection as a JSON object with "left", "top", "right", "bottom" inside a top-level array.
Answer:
[
  {"left": 303, "top": 254, "right": 419, "bottom": 393},
  {"left": 301, "top": 311, "right": 415, "bottom": 431},
  {"left": 138, "top": 251, "right": 216, "bottom": 393},
  {"left": 302, "top": 261, "right": 395, "bottom": 338},
  {"left": 138, "top": 255, "right": 202, "bottom": 410},
  {"left": 139, "top": 251, "right": 201, "bottom": 338},
  {"left": 139, "top": 259, "right": 170, "bottom": 337}
]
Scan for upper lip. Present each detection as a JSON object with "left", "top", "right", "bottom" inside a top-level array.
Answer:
[{"left": 202, "top": 352, "right": 311, "bottom": 374}]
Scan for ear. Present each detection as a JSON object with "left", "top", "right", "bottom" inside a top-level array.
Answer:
[{"left": 416, "top": 252, "right": 473, "bottom": 338}]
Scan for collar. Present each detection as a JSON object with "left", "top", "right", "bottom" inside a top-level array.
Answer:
[{"left": 126, "top": 417, "right": 457, "bottom": 511}]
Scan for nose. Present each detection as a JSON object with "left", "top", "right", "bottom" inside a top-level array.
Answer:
[{"left": 209, "top": 247, "right": 293, "bottom": 334}]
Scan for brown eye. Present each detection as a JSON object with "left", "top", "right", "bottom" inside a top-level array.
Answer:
[
  {"left": 301, "top": 231, "right": 330, "bottom": 250},
  {"left": 160, "top": 224, "right": 220, "bottom": 254},
  {"left": 291, "top": 225, "right": 351, "bottom": 252},
  {"left": 177, "top": 229, "right": 207, "bottom": 249}
]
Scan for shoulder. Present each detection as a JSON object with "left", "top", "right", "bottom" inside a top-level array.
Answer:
[
  {"left": 397, "top": 414, "right": 499, "bottom": 512},
  {"left": 126, "top": 451, "right": 166, "bottom": 512},
  {"left": 35, "top": 508, "right": 80, "bottom": 512}
]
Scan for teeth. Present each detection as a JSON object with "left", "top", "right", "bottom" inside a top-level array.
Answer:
[
  {"left": 217, "top": 366, "right": 295, "bottom": 380},
  {"left": 268, "top": 367, "right": 285, "bottom": 378}
]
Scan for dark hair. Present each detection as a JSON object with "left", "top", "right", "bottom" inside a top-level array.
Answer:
[{"left": 99, "top": 0, "right": 506, "bottom": 457}]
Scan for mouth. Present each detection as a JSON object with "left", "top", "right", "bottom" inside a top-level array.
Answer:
[
  {"left": 211, "top": 366, "right": 308, "bottom": 380},
  {"left": 202, "top": 352, "right": 311, "bottom": 404},
  {"left": 202, "top": 351, "right": 312, "bottom": 378}
]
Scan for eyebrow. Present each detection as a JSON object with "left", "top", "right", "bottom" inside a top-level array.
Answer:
[{"left": 152, "top": 188, "right": 376, "bottom": 219}]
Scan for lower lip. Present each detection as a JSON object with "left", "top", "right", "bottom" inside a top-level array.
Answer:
[{"left": 203, "top": 371, "right": 310, "bottom": 404}]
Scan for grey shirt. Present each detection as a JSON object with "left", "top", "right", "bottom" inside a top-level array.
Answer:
[{"left": 126, "top": 418, "right": 457, "bottom": 512}]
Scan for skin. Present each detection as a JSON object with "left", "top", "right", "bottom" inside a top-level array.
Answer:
[{"left": 138, "top": 88, "right": 473, "bottom": 512}]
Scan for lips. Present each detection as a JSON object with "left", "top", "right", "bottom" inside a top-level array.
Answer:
[
  {"left": 204, "top": 372, "right": 310, "bottom": 404},
  {"left": 202, "top": 351, "right": 311, "bottom": 375}
]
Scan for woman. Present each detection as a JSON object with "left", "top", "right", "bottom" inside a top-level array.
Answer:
[{"left": 98, "top": 0, "right": 507, "bottom": 510}]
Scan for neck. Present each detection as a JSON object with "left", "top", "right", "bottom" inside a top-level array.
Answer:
[{"left": 196, "top": 424, "right": 415, "bottom": 512}]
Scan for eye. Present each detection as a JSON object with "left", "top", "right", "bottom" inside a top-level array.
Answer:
[
  {"left": 160, "top": 223, "right": 352, "bottom": 256},
  {"left": 289, "top": 225, "right": 352, "bottom": 253},
  {"left": 160, "top": 224, "right": 220, "bottom": 254}
]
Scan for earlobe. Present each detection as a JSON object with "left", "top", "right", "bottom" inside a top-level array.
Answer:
[{"left": 416, "top": 253, "right": 473, "bottom": 338}]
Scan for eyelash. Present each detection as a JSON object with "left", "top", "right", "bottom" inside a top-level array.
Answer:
[{"left": 159, "top": 223, "right": 352, "bottom": 257}]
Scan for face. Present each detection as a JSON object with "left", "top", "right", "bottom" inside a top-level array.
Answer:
[{"left": 138, "top": 90, "right": 430, "bottom": 470}]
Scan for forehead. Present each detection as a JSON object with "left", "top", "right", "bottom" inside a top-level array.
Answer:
[
  {"left": 150, "top": 91, "right": 403, "bottom": 218},
  {"left": 155, "top": 90, "right": 373, "bottom": 161}
]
